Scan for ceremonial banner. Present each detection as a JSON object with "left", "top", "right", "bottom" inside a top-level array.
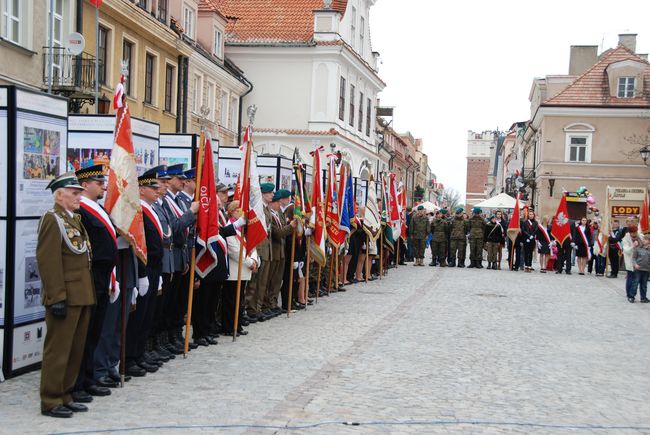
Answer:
[
  {"left": 551, "top": 193, "right": 572, "bottom": 245},
  {"left": 104, "top": 92, "right": 146, "bottom": 263},
  {"left": 381, "top": 174, "right": 394, "bottom": 252},
  {"left": 507, "top": 193, "right": 521, "bottom": 243},
  {"left": 309, "top": 146, "right": 326, "bottom": 265},
  {"left": 363, "top": 175, "right": 381, "bottom": 241},
  {"left": 325, "top": 154, "right": 344, "bottom": 247},
  {"left": 240, "top": 127, "right": 267, "bottom": 251},
  {"left": 640, "top": 189, "right": 649, "bottom": 234},
  {"left": 338, "top": 163, "right": 355, "bottom": 237},
  {"left": 389, "top": 173, "right": 401, "bottom": 239}
]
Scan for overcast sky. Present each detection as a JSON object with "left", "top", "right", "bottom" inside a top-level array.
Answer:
[{"left": 370, "top": 0, "right": 650, "bottom": 203}]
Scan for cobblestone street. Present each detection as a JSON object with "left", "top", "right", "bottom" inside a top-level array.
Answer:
[{"left": 1, "top": 264, "right": 649, "bottom": 434}]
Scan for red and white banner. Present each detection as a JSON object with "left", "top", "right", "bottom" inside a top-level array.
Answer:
[
  {"left": 551, "top": 194, "right": 572, "bottom": 245},
  {"left": 240, "top": 127, "right": 268, "bottom": 252},
  {"left": 309, "top": 145, "right": 326, "bottom": 266}
]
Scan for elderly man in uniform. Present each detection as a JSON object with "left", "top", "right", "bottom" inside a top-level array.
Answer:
[
  {"left": 71, "top": 164, "right": 116, "bottom": 403},
  {"left": 38, "top": 172, "right": 95, "bottom": 418},
  {"left": 267, "top": 189, "right": 297, "bottom": 314},
  {"left": 409, "top": 205, "right": 429, "bottom": 266},
  {"left": 244, "top": 183, "right": 274, "bottom": 322}
]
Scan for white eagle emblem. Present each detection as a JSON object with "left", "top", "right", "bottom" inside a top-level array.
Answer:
[{"left": 556, "top": 212, "right": 569, "bottom": 226}]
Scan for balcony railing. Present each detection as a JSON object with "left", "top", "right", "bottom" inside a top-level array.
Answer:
[{"left": 42, "top": 47, "right": 99, "bottom": 93}]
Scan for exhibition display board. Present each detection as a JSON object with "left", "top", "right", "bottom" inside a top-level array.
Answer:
[{"left": 1, "top": 86, "right": 68, "bottom": 379}]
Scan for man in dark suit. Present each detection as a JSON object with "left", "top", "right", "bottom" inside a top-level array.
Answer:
[
  {"left": 607, "top": 220, "right": 624, "bottom": 278},
  {"left": 72, "top": 165, "right": 117, "bottom": 402},
  {"left": 38, "top": 172, "right": 95, "bottom": 418}
]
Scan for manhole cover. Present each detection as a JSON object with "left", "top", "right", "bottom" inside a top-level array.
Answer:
[{"left": 476, "top": 293, "right": 507, "bottom": 298}]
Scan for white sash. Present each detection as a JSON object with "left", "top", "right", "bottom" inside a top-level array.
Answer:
[
  {"left": 577, "top": 225, "right": 591, "bottom": 260},
  {"left": 140, "top": 199, "right": 165, "bottom": 239}
]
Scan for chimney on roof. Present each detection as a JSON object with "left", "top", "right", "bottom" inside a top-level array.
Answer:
[
  {"left": 638, "top": 53, "right": 648, "bottom": 61},
  {"left": 618, "top": 33, "right": 637, "bottom": 52},
  {"left": 569, "top": 45, "right": 599, "bottom": 75}
]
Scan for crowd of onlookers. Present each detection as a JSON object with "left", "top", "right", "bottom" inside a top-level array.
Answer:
[{"left": 403, "top": 207, "right": 649, "bottom": 303}]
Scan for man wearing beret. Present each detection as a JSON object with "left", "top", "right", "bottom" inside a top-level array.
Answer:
[
  {"left": 449, "top": 207, "right": 469, "bottom": 267},
  {"left": 430, "top": 210, "right": 449, "bottom": 267},
  {"left": 409, "top": 205, "right": 429, "bottom": 266},
  {"left": 245, "top": 182, "right": 275, "bottom": 322},
  {"left": 38, "top": 172, "right": 95, "bottom": 418},
  {"left": 468, "top": 207, "right": 486, "bottom": 268}
]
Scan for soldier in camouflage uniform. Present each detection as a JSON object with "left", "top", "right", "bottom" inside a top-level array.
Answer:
[
  {"left": 468, "top": 207, "right": 486, "bottom": 268},
  {"left": 408, "top": 205, "right": 430, "bottom": 266},
  {"left": 449, "top": 207, "right": 469, "bottom": 267},
  {"left": 429, "top": 210, "right": 449, "bottom": 266}
]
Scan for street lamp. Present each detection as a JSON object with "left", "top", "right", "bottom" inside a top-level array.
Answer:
[{"left": 640, "top": 145, "right": 650, "bottom": 165}]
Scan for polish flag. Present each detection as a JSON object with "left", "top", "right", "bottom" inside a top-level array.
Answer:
[
  {"left": 240, "top": 127, "right": 267, "bottom": 251},
  {"left": 507, "top": 193, "right": 521, "bottom": 243},
  {"left": 551, "top": 193, "right": 572, "bottom": 245},
  {"left": 640, "top": 189, "right": 649, "bottom": 234}
]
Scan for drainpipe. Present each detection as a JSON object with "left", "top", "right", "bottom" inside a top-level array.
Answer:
[
  {"left": 176, "top": 55, "right": 183, "bottom": 133},
  {"left": 75, "top": 0, "right": 83, "bottom": 92},
  {"left": 182, "top": 56, "right": 189, "bottom": 133},
  {"left": 237, "top": 75, "right": 254, "bottom": 146}
]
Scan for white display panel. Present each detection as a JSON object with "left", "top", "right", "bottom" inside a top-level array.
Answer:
[
  {"left": 13, "top": 219, "right": 45, "bottom": 325},
  {"left": 159, "top": 147, "right": 192, "bottom": 168},
  {"left": 219, "top": 158, "right": 241, "bottom": 187},
  {"left": 0, "top": 110, "right": 7, "bottom": 216},
  {"left": 66, "top": 131, "right": 114, "bottom": 171},
  {"left": 15, "top": 112, "right": 67, "bottom": 217},
  {"left": 0, "top": 220, "right": 6, "bottom": 327},
  {"left": 11, "top": 321, "right": 46, "bottom": 370}
]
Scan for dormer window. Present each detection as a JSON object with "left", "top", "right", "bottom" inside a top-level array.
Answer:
[
  {"left": 350, "top": 7, "right": 356, "bottom": 49},
  {"left": 183, "top": 4, "right": 195, "bottom": 40},
  {"left": 618, "top": 77, "right": 635, "bottom": 97},
  {"left": 214, "top": 29, "right": 223, "bottom": 58},
  {"left": 359, "top": 17, "right": 365, "bottom": 56}
]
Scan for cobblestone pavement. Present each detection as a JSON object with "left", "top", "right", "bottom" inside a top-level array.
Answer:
[{"left": 1, "top": 262, "right": 650, "bottom": 434}]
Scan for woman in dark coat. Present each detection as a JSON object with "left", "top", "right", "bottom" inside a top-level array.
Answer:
[
  {"left": 536, "top": 215, "right": 552, "bottom": 272},
  {"left": 573, "top": 217, "right": 591, "bottom": 275},
  {"left": 521, "top": 209, "right": 539, "bottom": 272}
]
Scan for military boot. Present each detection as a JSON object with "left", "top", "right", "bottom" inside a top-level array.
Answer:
[
  {"left": 457, "top": 260, "right": 465, "bottom": 268},
  {"left": 440, "top": 258, "right": 447, "bottom": 267},
  {"left": 467, "top": 261, "right": 475, "bottom": 268},
  {"left": 477, "top": 261, "right": 484, "bottom": 269},
  {"left": 448, "top": 259, "right": 456, "bottom": 267}
]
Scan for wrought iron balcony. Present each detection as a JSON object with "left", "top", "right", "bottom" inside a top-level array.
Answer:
[{"left": 42, "top": 47, "right": 99, "bottom": 94}]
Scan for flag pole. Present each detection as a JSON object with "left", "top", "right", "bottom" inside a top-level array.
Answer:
[
  {"left": 327, "top": 249, "right": 333, "bottom": 294},
  {"left": 365, "top": 233, "right": 370, "bottom": 283},
  {"left": 183, "top": 131, "right": 205, "bottom": 356},
  {"left": 396, "top": 236, "right": 400, "bottom": 268},
  {"left": 119, "top": 251, "right": 127, "bottom": 387},
  {"left": 304, "top": 236, "right": 311, "bottom": 309},
  {"left": 316, "top": 265, "right": 321, "bottom": 303},
  {"left": 287, "top": 230, "right": 297, "bottom": 316},
  {"left": 335, "top": 249, "right": 339, "bottom": 290},
  {"left": 379, "top": 226, "right": 384, "bottom": 279}
]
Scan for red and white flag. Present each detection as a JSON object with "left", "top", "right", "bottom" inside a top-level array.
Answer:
[
  {"left": 325, "top": 154, "right": 344, "bottom": 247},
  {"left": 240, "top": 127, "right": 268, "bottom": 251},
  {"left": 104, "top": 91, "right": 147, "bottom": 263},
  {"left": 389, "top": 173, "right": 401, "bottom": 238},
  {"left": 309, "top": 145, "right": 326, "bottom": 266},
  {"left": 397, "top": 180, "right": 407, "bottom": 240},
  {"left": 507, "top": 193, "right": 521, "bottom": 243},
  {"left": 551, "top": 193, "right": 572, "bottom": 245},
  {"left": 640, "top": 189, "right": 649, "bottom": 234},
  {"left": 195, "top": 136, "right": 226, "bottom": 278}
]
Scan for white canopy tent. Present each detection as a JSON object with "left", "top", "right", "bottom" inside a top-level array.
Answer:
[{"left": 473, "top": 193, "right": 525, "bottom": 211}]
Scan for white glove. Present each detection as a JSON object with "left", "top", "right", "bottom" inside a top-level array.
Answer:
[
  {"left": 233, "top": 216, "right": 246, "bottom": 229},
  {"left": 158, "top": 276, "right": 163, "bottom": 290},
  {"left": 570, "top": 242, "right": 576, "bottom": 248},
  {"left": 109, "top": 281, "right": 120, "bottom": 304},
  {"left": 293, "top": 262, "right": 299, "bottom": 269},
  {"left": 528, "top": 236, "right": 533, "bottom": 242},
  {"left": 131, "top": 288, "right": 138, "bottom": 305},
  {"left": 298, "top": 261, "right": 305, "bottom": 279},
  {"left": 305, "top": 227, "right": 313, "bottom": 236},
  {"left": 138, "top": 277, "right": 149, "bottom": 296}
]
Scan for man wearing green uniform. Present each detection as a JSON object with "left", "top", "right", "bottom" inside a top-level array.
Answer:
[
  {"left": 468, "top": 207, "right": 486, "bottom": 268},
  {"left": 449, "top": 207, "right": 469, "bottom": 267},
  {"left": 429, "top": 210, "right": 449, "bottom": 266},
  {"left": 409, "top": 205, "right": 429, "bottom": 266}
]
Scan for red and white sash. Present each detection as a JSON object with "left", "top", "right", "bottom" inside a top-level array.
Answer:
[
  {"left": 577, "top": 225, "right": 591, "bottom": 260},
  {"left": 140, "top": 199, "right": 164, "bottom": 240},
  {"left": 537, "top": 223, "right": 551, "bottom": 244},
  {"left": 594, "top": 232, "right": 605, "bottom": 257},
  {"left": 80, "top": 197, "right": 119, "bottom": 296},
  {"left": 164, "top": 194, "right": 189, "bottom": 237}
]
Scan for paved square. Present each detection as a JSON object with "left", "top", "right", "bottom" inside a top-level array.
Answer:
[{"left": 0, "top": 265, "right": 649, "bottom": 434}]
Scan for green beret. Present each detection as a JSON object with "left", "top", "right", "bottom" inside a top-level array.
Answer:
[
  {"left": 417, "top": 205, "right": 424, "bottom": 210},
  {"left": 456, "top": 207, "right": 464, "bottom": 214},
  {"left": 276, "top": 189, "right": 291, "bottom": 200},
  {"left": 439, "top": 209, "right": 448, "bottom": 215},
  {"left": 260, "top": 183, "right": 275, "bottom": 194},
  {"left": 472, "top": 207, "right": 482, "bottom": 214}
]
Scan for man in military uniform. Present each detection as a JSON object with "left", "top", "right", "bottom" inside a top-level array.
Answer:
[
  {"left": 38, "top": 172, "right": 95, "bottom": 418},
  {"left": 245, "top": 183, "right": 274, "bottom": 322},
  {"left": 267, "top": 189, "right": 296, "bottom": 314},
  {"left": 429, "top": 210, "right": 449, "bottom": 266},
  {"left": 409, "top": 205, "right": 429, "bottom": 266},
  {"left": 468, "top": 207, "right": 486, "bottom": 268},
  {"left": 72, "top": 165, "right": 116, "bottom": 402},
  {"left": 449, "top": 207, "right": 469, "bottom": 267}
]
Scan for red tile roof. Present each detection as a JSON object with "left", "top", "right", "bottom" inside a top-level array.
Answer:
[
  {"left": 209, "top": 0, "right": 348, "bottom": 44},
  {"left": 256, "top": 128, "right": 339, "bottom": 135},
  {"left": 543, "top": 45, "right": 650, "bottom": 107}
]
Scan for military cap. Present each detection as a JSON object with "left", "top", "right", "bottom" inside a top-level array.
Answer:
[
  {"left": 417, "top": 205, "right": 424, "bottom": 210},
  {"left": 75, "top": 164, "right": 106, "bottom": 182},
  {"left": 216, "top": 182, "right": 229, "bottom": 193},
  {"left": 138, "top": 167, "right": 161, "bottom": 188},
  {"left": 275, "top": 189, "right": 291, "bottom": 200},
  {"left": 46, "top": 171, "right": 85, "bottom": 192},
  {"left": 490, "top": 214, "right": 496, "bottom": 220},
  {"left": 439, "top": 209, "right": 448, "bottom": 215},
  {"left": 152, "top": 165, "right": 171, "bottom": 180},
  {"left": 455, "top": 207, "right": 464, "bottom": 214},
  {"left": 183, "top": 168, "right": 196, "bottom": 179},
  {"left": 472, "top": 207, "right": 482, "bottom": 214},
  {"left": 167, "top": 163, "right": 186, "bottom": 179},
  {"left": 260, "top": 182, "right": 275, "bottom": 194}
]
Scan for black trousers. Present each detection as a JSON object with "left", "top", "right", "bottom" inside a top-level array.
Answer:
[
  {"left": 191, "top": 280, "right": 215, "bottom": 339},
  {"left": 74, "top": 263, "right": 111, "bottom": 391},
  {"left": 523, "top": 241, "right": 535, "bottom": 267},
  {"left": 555, "top": 241, "right": 572, "bottom": 272},
  {"left": 221, "top": 280, "right": 246, "bottom": 333},
  {"left": 155, "top": 273, "right": 172, "bottom": 333},
  {"left": 206, "top": 279, "right": 223, "bottom": 329},
  {"left": 126, "top": 266, "right": 161, "bottom": 365},
  {"left": 608, "top": 249, "right": 620, "bottom": 276},
  {"left": 173, "top": 271, "right": 190, "bottom": 331}
]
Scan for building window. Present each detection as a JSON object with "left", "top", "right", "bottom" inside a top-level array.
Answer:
[
  {"left": 2, "top": 0, "right": 21, "bottom": 44},
  {"left": 137, "top": 0, "right": 148, "bottom": 11},
  {"left": 144, "top": 52, "right": 155, "bottom": 104},
  {"left": 206, "top": 82, "right": 215, "bottom": 120},
  {"left": 349, "top": 85, "right": 355, "bottom": 127},
  {"left": 366, "top": 98, "right": 371, "bottom": 136},
  {"left": 230, "top": 96, "right": 237, "bottom": 130},
  {"left": 157, "top": 0, "right": 168, "bottom": 23},
  {"left": 98, "top": 26, "right": 108, "bottom": 85},
  {"left": 339, "top": 76, "right": 346, "bottom": 121},
  {"left": 220, "top": 91, "right": 228, "bottom": 126},
  {"left": 618, "top": 77, "right": 635, "bottom": 98},
  {"left": 183, "top": 5, "right": 195, "bottom": 39},
  {"left": 122, "top": 40, "right": 134, "bottom": 96},
  {"left": 192, "top": 74, "right": 201, "bottom": 113},
  {"left": 565, "top": 135, "right": 591, "bottom": 163},
  {"left": 49, "top": 0, "right": 64, "bottom": 79},
  {"left": 359, "top": 16, "right": 365, "bottom": 56},
  {"left": 214, "top": 29, "right": 222, "bottom": 58},
  {"left": 164, "top": 64, "right": 174, "bottom": 112},
  {"left": 350, "top": 7, "right": 356, "bottom": 49},
  {"left": 358, "top": 92, "right": 363, "bottom": 132}
]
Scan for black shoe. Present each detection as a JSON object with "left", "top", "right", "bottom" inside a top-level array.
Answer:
[
  {"left": 240, "top": 319, "right": 250, "bottom": 327},
  {"left": 565, "top": 271, "right": 572, "bottom": 275},
  {"left": 206, "top": 336, "right": 219, "bottom": 345},
  {"left": 579, "top": 272, "right": 585, "bottom": 275},
  {"left": 86, "top": 385, "right": 111, "bottom": 397},
  {"left": 96, "top": 376, "right": 119, "bottom": 388},
  {"left": 107, "top": 373, "right": 132, "bottom": 383},
  {"left": 238, "top": 329, "right": 249, "bottom": 336},
  {"left": 337, "top": 287, "right": 347, "bottom": 292},
  {"left": 257, "top": 313, "right": 268, "bottom": 322},
  {"left": 641, "top": 298, "right": 649, "bottom": 303},
  {"left": 42, "top": 405, "right": 73, "bottom": 418},
  {"left": 64, "top": 402, "right": 88, "bottom": 413},
  {"left": 126, "top": 365, "right": 147, "bottom": 377},
  {"left": 555, "top": 270, "right": 562, "bottom": 274},
  {"left": 247, "top": 314, "right": 259, "bottom": 323},
  {"left": 138, "top": 361, "right": 159, "bottom": 373},
  {"left": 71, "top": 390, "right": 93, "bottom": 403},
  {"left": 607, "top": 275, "right": 617, "bottom": 278},
  {"left": 194, "top": 337, "right": 209, "bottom": 347},
  {"left": 457, "top": 263, "right": 465, "bottom": 268},
  {"left": 628, "top": 297, "right": 635, "bottom": 303}
]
